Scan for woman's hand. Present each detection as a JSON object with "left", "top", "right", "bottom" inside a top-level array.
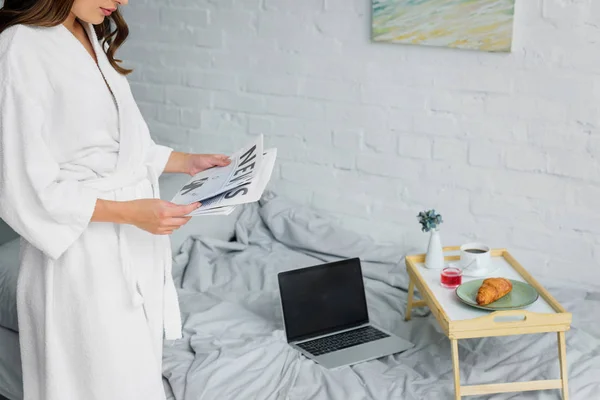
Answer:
[
  {"left": 124, "top": 199, "right": 200, "bottom": 235},
  {"left": 164, "top": 151, "right": 231, "bottom": 175},
  {"left": 185, "top": 153, "right": 231, "bottom": 176}
]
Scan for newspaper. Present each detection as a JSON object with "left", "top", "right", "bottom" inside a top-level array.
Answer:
[
  {"left": 170, "top": 135, "right": 277, "bottom": 216},
  {"left": 170, "top": 135, "right": 264, "bottom": 205},
  {"left": 187, "top": 148, "right": 277, "bottom": 216}
]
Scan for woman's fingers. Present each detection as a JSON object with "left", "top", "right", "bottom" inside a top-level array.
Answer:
[
  {"left": 161, "top": 217, "right": 192, "bottom": 228},
  {"left": 164, "top": 202, "right": 200, "bottom": 217},
  {"left": 212, "top": 154, "right": 231, "bottom": 166}
]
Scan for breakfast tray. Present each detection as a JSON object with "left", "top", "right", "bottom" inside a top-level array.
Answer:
[{"left": 404, "top": 247, "right": 571, "bottom": 399}]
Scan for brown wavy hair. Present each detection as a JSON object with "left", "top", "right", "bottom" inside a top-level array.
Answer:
[{"left": 0, "top": 0, "right": 132, "bottom": 75}]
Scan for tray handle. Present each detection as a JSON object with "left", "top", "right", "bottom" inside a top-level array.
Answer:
[{"left": 485, "top": 310, "right": 548, "bottom": 327}]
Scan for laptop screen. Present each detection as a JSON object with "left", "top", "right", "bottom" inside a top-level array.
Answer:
[{"left": 278, "top": 258, "right": 369, "bottom": 343}]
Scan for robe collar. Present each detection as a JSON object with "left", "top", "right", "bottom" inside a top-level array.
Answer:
[{"left": 55, "top": 21, "right": 142, "bottom": 176}]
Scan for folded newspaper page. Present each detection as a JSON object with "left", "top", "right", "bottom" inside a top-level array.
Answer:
[
  {"left": 187, "top": 148, "right": 277, "bottom": 216},
  {"left": 189, "top": 207, "right": 236, "bottom": 216},
  {"left": 171, "top": 135, "right": 264, "bottom": 206},
  {"left": 169, "top": 134, "right": 277, "bottom": 216}
]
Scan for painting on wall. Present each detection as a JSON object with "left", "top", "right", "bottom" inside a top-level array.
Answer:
[{"left": 372, "top": 0, "right": 516, "bottom": 53}]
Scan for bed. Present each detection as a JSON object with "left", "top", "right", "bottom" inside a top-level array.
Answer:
[
  {"left": 1, "top": 183, "right": 600, "bottom": 399},
  {"left": 161, "top": 192, "right": 600, "bottom": 400}
]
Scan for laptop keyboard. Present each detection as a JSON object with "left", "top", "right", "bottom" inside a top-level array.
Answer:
[{"left": 296, "top": 326, "right": 389, "bottom": 356}]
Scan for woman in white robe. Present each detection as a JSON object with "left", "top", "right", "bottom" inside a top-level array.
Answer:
[{"left": 0, "top": 1, "right": 230, "bottom": 399}]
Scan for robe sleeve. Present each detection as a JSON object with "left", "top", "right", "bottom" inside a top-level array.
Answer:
[
  {"left": 145, "top": 140, "right": 173, "bottom": 177},
  {"left": 0, "top": 84, "right": 99, "bottom": 260}
]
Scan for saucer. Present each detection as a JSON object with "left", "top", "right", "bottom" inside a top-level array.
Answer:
[{"left": 455, "top": 260, "right": 499, "bottom": 277}]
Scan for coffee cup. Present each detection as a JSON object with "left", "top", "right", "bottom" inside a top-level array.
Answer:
[{"left": 460, "top": 243, "right": 491, "bottom": 276}]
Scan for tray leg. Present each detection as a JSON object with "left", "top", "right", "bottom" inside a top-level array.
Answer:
[
  {"left": 558, "top": 332, "right": 569, "bottom": 400},
  {"left": 451, "top": 339, "right": 461, "bottom": 400},
  {"left": 405, "top": 278, "right": 415, "bottom": 321}
]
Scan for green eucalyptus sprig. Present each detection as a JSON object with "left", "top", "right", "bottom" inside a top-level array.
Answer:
[{"left": 417, "top": 209, "right": 443, "bottom": 232}]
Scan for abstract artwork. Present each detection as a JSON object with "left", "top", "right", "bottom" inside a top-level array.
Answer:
[{"left": 372, "top": 0, "right": 516, "bottom": 52}]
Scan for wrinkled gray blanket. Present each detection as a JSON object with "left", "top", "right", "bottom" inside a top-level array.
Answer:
[{"left": 162, "top": 192, "right": 600, "bottom": 400}]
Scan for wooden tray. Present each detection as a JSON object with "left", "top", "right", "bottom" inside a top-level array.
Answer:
[{"left": 405, "top": 247, "right": 571, "bottom": 339}]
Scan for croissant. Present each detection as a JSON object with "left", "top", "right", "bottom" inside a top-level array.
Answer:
[{"left": 476, "top": 278, "right": 512, "bottom": 305}]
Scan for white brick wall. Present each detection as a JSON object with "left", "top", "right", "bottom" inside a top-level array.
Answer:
[{"left": 121, "top": 0, "right": 600, "bottom": 286}]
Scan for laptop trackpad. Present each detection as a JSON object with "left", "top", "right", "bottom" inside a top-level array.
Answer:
[{"left": 313, "top": 335, "right": 414, "bottom": 369}]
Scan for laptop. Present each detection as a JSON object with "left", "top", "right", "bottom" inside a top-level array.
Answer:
[{"left": 277, "top": 257, "right": 414, "bottom": 369}]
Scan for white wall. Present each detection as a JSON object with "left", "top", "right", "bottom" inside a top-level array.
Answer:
[{"left": 121, "top": 0, "right": 600, "bottom": 285}]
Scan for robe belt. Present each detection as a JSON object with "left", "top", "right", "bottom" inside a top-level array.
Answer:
[{"left": 83, "top": 167, "right": 182, "bottom": 340}]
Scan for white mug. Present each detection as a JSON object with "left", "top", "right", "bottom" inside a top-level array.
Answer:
[{"left": 460, "top": 242, "right": 491, "bottom": 276}]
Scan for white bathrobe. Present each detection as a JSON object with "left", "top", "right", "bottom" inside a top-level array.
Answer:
[{"left": 0, "top": 22, "right": 182, "bottom": 400}]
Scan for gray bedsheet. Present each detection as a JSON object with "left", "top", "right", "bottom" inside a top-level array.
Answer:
[{"left": 162, "top": 192, "right": 600, "bottom": 400}]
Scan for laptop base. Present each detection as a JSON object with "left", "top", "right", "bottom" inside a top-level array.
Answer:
[{"left": 291, "top": 325, "right": 414, "bottom": 369}]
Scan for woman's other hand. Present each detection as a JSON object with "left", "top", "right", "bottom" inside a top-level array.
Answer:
[
  {"left": 164, "top": 151, "right": 231, "bottom": 175},
  {"left": 185, "top": 153, "right": 231, "bottom": 176}
]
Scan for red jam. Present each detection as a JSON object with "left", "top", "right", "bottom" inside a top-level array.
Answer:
[{"left": 441, "top": 267, "right": 462, "bottom": 288}]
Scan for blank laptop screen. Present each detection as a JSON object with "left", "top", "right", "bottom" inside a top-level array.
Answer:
[{"left": 278, "top": 258, "right": 369, "bottom": 343}]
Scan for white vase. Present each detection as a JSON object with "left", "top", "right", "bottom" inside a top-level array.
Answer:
[{"left": 425, "top": 229, "right": 444, "bottom": 269}]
